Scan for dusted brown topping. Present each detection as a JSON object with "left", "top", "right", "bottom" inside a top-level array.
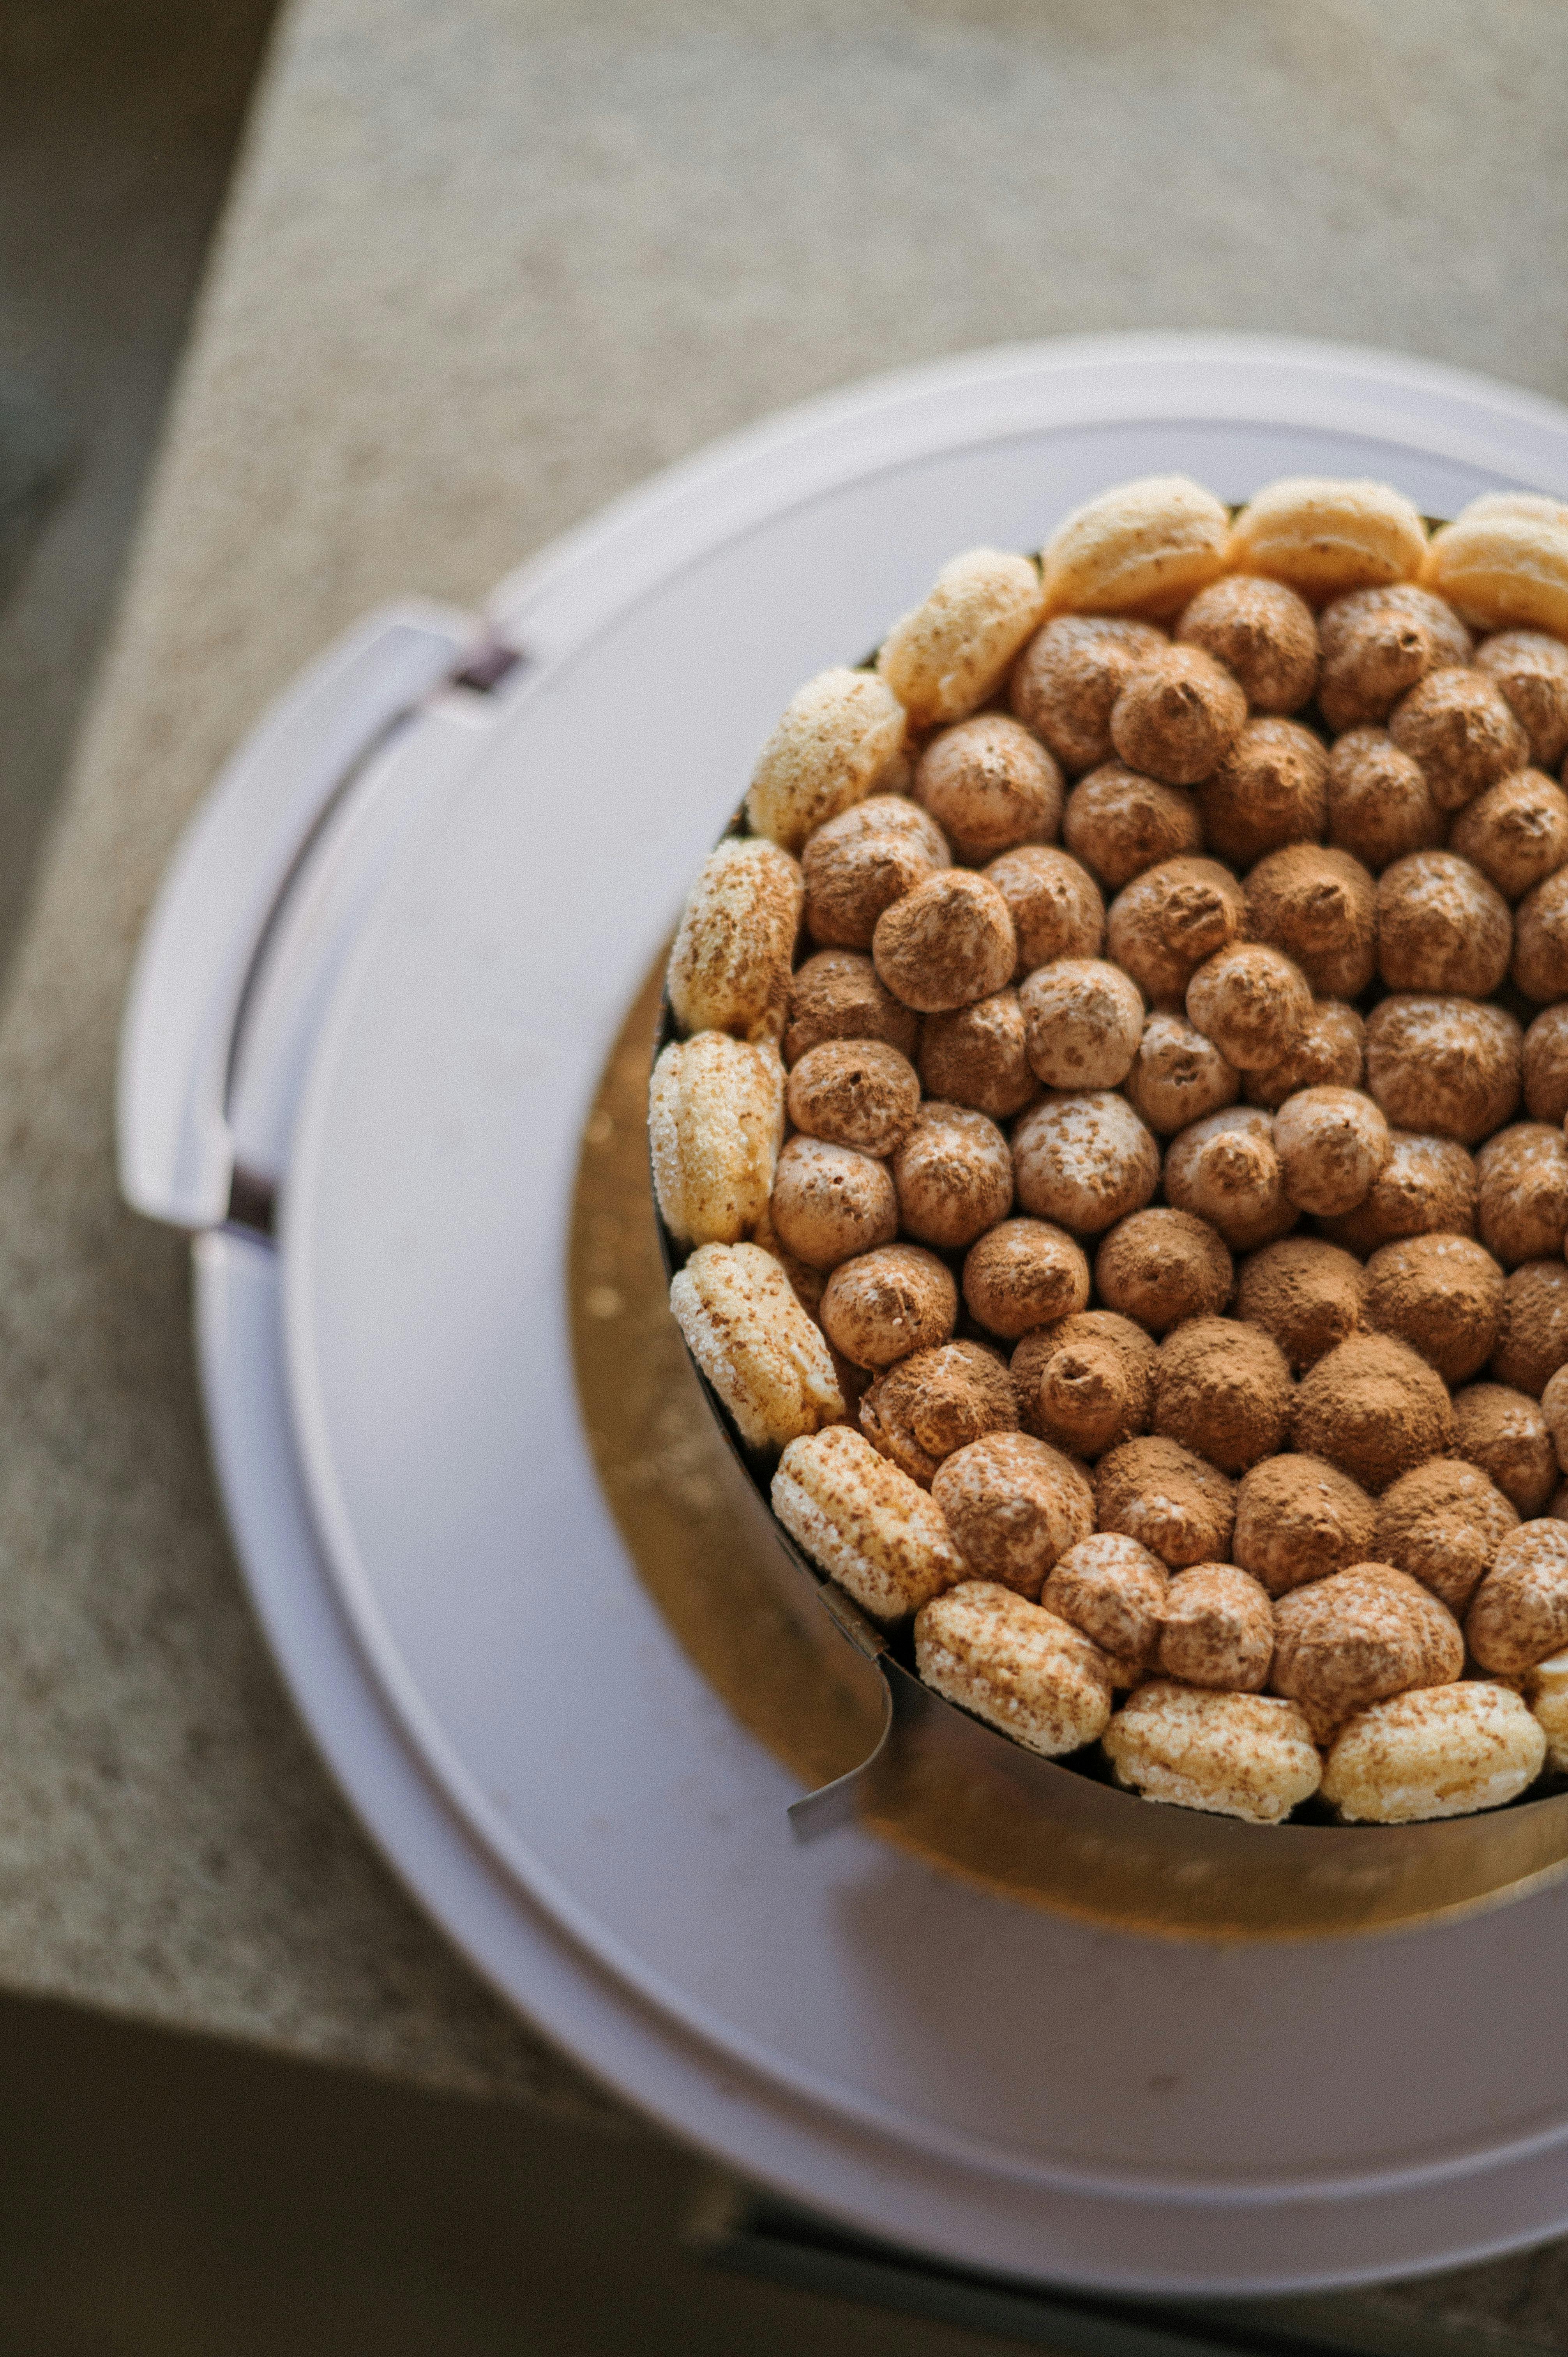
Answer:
[
  {"left": 1474, "top": 630, "right": 1568, "bottom": 769},
  {"left": 1243, "top": 1000, "right": 1365, "bottom": 1111},
  {"left": 859, "top": 1341, "right": 1019, "bottom": 1488},
  {"left": 1039, "top": 1532, "right": 1169, "bottom": 1685},
  {"left": 1152, "top": 1315, "right": 1292, "bottom": 1474},
  {"left": 667, "top": 837, "right": 803, "bottom": 1042},
  {"left": 1019, "top": 957, "right": 1144, "bottom": 1090},
  {"left": 1318, "top": 1128, "right": 1479, "bottom": 1256},
  {"left": 914, "top": 1581, "right": 1113, "bottom": 1758},
  {"left": 1013, "top": 1090, "right": 1160, "bottom": 1235},
  {"left": 1012, "top": 1311, "right": 1158, "bottom": 1459},
  {"left": 1063, "top": 764, "right": 1202, "bottom": 892},
  {"left": 962, "top": 1217, "right": 1091, "bottom": 1340},
  {"left": 1450, "top": 771, "right": 1568, "bottom": 903},
  {"left": 1492, "top": 1261, "right": 1568, "bottom": 1399},
  {"left": 1187, "top": 943, "right": 1312, "bottom": 1073},
  {"left": 1008, "top": 614, "right": 1169, "bottom": 776},
  {"left": 745, "top": 668, "right": 908, "bottom": 853},
  {"left": 1325, "top": 728, "right": 1445, "bottom": 872},
  {"left": 1270, "top": 1563, "right": 1464, "bottom": 1737},
  {"left": 1164, "top": 1105, "right": 1297, "bottom": 1253},
  {"left": 1174, "top": 574, "right": 1319, "bottom": 715},
  {"left": 748, "top": 1200, "right": 828, "bottom": 1320},
  {"left": 1318, "top": 609, "right": 1436, "bottom": 735},
  {"left": 801, "top": 800, "right": 947, "bottom": 950},
  {"left": 1125, "top": 1010, "right": 1240, "bottom": 1134},
  {"left": 769, "top": 1134, "right": 899, "bottom": 1271},
  {"left": 1245, "top": 845, "right": 1377, "bottom": 1001},
  {"left": 785, "top": 949, "right": 920, "bottom": 1067},
  {"left": 1293, "top": 1332, "right": 1454, "bottom": 1494},
  {"left": 1318, "top": 582, "right": 1472, "bottom": 670},
  {"left": 1451, "top": 1382, "right": 1557, "bottom": 1517},
  {"left": 1524, "top": 1003, "right": 1568, "bottom": 1125},
  {"left": 985, "top": 843, "right": 1105, "bottom": 973},
  {"left": 808, "top": 791, "right": 950, "bottom": 869},
  {"left": 1157, "top": 1562, "right": 1275, "bottom": 1691},
  {"left": 1195, "top": 718, "right": 1329, "bottom": 866},
  {"left": 913, "top": 714, "right": 1063, "bottom": 864},
  {"left": 1363, "top": 1231, "right": 1504, "bottom": 1386},
  {"left": 932, "top": 1431, "right": 1095, "bottom": 1597},
  {"left": 1513, "top": 867, "right": 1568, "bottom": 1004},
  {"left": 1316, "top": 586, "right": 1470, "bottom": 734},
  {"left": 1376, "top": 851, "right": 1513, "bottom": 999},
  {"left": 819, "top": 1242, "right": 958, "bottom": 1370},
  {"left": 1094, "top": 1435, "right": 1236, "bottom": 1568},
  {"left": 872, "top": 869, "right": 1017, "bottom": 1012},
  {"left": 1107, "top": 855, "right": 1247, "bottom": 1005},
  {"left": 892, "top": 1101, "right": 1014, "bottom": 1251},
  {"left": 1373, "top": 1457, "right": 1518, "bottom": 1616},
  {"left": 1110, "top": 645, "right": 1248, "bottom": 787},
  {"left": 1467, "top": 1519, "right": 1568, "bottom": 1674},
  {"left": 1476, "top": 1124, "right": 1568, "bottom": 1268},
  {"left": 1233, "top": 1455, "right": 1376, "bottom": 1597},
  {"left": 1095, "top": 1207, "right": 1233, "bottom": 1337},
  {"left": 1363, "top": 993, "right": 1522, "bottom": 1146},
  {"left": 1237, "top": 1237, "right": 1366, "bottom": 1372},
  {"left": 786, "top": 1038, "right": 921, "bottom": 1157},
  {"left": 663, "top": 484, "right": 1568, "bottom": 1816},
  {"left": 918, "top": 991, "right": 1037, "bottom": 1120},
  {"left": 1390, "top": 665, "right": 1530, "bottom": 812},
  {"left": 1274, "top": 1086, "right": 1391, "bottom": 1217}
]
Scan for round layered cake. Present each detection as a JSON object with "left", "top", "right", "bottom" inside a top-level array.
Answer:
[{"left": 651, "top": 472, "right": 1568, "bottom": 1827}]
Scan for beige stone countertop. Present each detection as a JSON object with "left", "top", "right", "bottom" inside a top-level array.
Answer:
[{"left": 7, "top": 0, "right": 1568, "bottom": 2325}]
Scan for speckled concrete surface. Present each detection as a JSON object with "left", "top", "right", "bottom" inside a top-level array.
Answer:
[
  {"left": 4, "top": 0, "right": 1568, "bottom": 2180},
  {"left": 0, "top": 0, "right": 281, "bottom": 975}
]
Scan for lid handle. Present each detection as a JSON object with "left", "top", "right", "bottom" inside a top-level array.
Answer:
[{"left": 117, "top": 601, "right": 476, "bottom": 1229}]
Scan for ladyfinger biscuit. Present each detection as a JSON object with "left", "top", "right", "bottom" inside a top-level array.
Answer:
[
  {"left": 773, "top": 1426, "right": 963, "bottom": 1621},
  {"left": 1423, "top": 504, "right": 1568, "bottom": 639},
  {"left": 1041, "top": 475, "right": 1231, "bottom": 618},
  {"left": 1524, "top": 1648, "right": 1568, "bottom": 1772},
  {"left": 914, "top": 1580, "right": 1113, "bottom": 1756},
  {"left": 877, "top": 549, "right": 1047, "bottom": 730},
  {"left": 746, "top": 668, "right": 907, "bottom": 853},
  {"left": 649, "top": 1032, "right": 784, "bottom": 1246},
  {"left": 666, "top": 837, "right": 803, "bottom": 1041},
  {"left": 1101, "top": 1681, "right": 1320, "bottom": 1825},
  {"left": 1321, "top": 1683, "right": 1546, "bottom": 1823},
  {"left": 669, "top": 1242, "right": 843, "bottom": 1451},
  {"left": 1229, "top": 477, "right": 1427, "bottom": 606}
]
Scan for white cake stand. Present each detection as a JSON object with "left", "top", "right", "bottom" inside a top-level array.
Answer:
[{"left": 120, "top": 334, "right": 1568, "bottom": 2295}]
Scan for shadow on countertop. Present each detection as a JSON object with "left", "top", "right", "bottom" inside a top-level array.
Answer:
[{"left": 0, "top": 0, "right": 281, "bottom": 981}]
